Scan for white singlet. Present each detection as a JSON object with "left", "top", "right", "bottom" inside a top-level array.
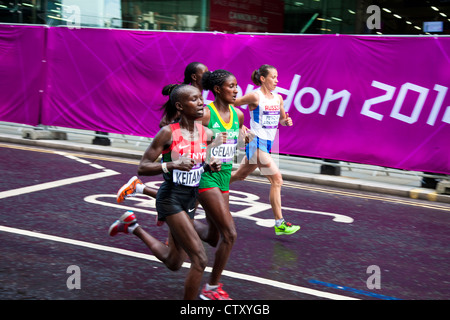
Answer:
[{"left": 249, "top": 89, "right": 281, "bottom": 141}]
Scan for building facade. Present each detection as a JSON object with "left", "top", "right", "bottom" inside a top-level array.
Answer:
[{"left": 0, "top": 0, "right": 449, "bottom": 34}]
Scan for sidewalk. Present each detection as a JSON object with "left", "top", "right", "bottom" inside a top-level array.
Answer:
[{"left": 0, "top": 124, "right": 449, "bottom": 205}]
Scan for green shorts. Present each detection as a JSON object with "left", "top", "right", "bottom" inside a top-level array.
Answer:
[{"left": 199, "top": 164, "right": 232, "bottom": 192}]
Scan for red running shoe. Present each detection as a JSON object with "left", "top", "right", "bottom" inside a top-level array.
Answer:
[
  {"left": 108, "top": 211, "right": 138, "bottom": 236},
  {"left": 199, "top": 283, "right": 232, "bottom": 300}
]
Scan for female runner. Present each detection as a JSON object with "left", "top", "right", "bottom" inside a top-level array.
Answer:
[
  {"left": 230, "top": 64, "right": 300, "bottom": 236},
  {"left": 195, "top": 69, "right": 245, "bottom": 300},
  {"left": 108, "top": 84, "right": 221, "bottom": 300}
]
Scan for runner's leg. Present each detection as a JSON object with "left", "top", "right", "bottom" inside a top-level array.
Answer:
[
  {"left": 166, "top": 212, "right": 208, "bottom": 300},
  {"left": 133, "top": 224, "right": 187, "bottom": 271},
  {"left": 143, "top": 186, "right": 157, "bottom": 198},
  {"left": 133, "top": 211, "right": 207, "bottom": 299},
  {"left": 230, "top": 156, "right": 258, "bottom": 184},
  {"left": 198, "top": 188, "right": 236, "bottom": 286},
  {"left": 193, "top": 211, "right": 219, "bottom": 247},
  {"left": 256, "top": 149, "right": 283, "bottom": 220}
]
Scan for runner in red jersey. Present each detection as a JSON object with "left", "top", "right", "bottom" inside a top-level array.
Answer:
[{"left": 109, "top": 84, "right": 221, "bottom": 300}]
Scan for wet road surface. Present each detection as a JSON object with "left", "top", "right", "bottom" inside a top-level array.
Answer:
[{"left": 0, "top": 142, "right": 449, "bottom": 302}]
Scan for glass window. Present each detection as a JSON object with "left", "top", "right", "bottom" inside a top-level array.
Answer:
[
  {"left": 121, "top": 0, "right": 208, "bottom": 31},
  {"left": 0, "top": 0, "right": 46, "bottom": 24},
  {"left": 284, "top": 0, "right": 358, "bottom": 34},
  {"left": 0, "top": 0, "right": 449, "bottom": 35}
]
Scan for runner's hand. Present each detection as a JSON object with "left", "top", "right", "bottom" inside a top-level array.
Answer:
[
  {"left": 245, "top": 130, "right": 255, "bottom": 144},
  {"left": 282, "top": 113, "right": 293, "bottom": 126},
  {"left": 173, "top": 156, "right": 194, "bottom": 171},
  {"left": 210, "top": 132, "right": 227, "bottom": 148},
  {"left": 209, "top": 157, "right": 222, "bottom": 172}
]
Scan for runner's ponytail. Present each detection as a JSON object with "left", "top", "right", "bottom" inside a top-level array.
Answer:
[{"left": 251, "top": 64, "right": 276, "bottom": 86}]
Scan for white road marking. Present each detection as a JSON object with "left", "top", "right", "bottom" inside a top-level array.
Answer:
[
  {"left": 84, "top": 189, "right": 354, "bottom": 228},
  {"left": 0, "top": 149, "right": 121, "bottom": 200},
  {"left": 84, "top": 194, "right": 158, "bottom": 216},
  {"left": 0, "top": 225, "right": 358, "bottom": 300},
  {"left": 89, "top": 164, "right": 105, "bottom": 170},
  {"left": 0, "top": 170, "right": 120, "bottom": 200}
]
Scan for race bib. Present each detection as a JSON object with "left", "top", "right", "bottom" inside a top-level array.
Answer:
[
  {"left": 261, "top": 110, "right": 280, "bottom": 129},
  {"left": 172, "top": 163, "right": 204, "bottom": 187},
  {"left": 210, "top": 143, "right": 236, "bottom": 163}
]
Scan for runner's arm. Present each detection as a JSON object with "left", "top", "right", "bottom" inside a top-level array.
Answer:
[
  {"left": 234, "top": 91, "right": 259, "bottom": 111},
  {"left": 138, "top": 126, "right": 192, "bottom": 175},
  {"left": 278, "top": 95, "right": 293, "bottom": 126},
  {"left": 234, "top": 107, "right": 253, "bottom": 145}
]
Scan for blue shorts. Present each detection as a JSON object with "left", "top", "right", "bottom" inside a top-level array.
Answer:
[{"left": 245, "top": 137, "right": 273, "bottom": 161}]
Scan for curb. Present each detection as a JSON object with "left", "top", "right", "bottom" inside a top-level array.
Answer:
[
  {"left": 0, "top": 133, "right": 142, "bottom": 159},
  {"left": 279, "top": 171, "right": 450, "bottom": 204}
]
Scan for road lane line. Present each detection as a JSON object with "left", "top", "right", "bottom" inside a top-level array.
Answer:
[
  {"left": 247, "top": 177, "right": 450, "bottom": 212},
  {"left": 0, "top": 170, "right": 120, "bottom": 199},
  {"left": 0, "top": 225, "right": 358, "bottom": 300},
  {"left": 309, "top": 279, "right": 400, "bottom": 300}
]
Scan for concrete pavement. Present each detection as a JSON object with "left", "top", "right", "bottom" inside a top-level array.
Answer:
[{"left": 0, "top": 123, "right": 449, "bottom": 204}]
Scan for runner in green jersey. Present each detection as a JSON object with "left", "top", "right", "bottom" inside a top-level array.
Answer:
[
  {"left": 198, "top": 101, "right": 240, "bottom": 192},
  {"left": 196, "top": 69, "right": 246, "bottom": 300}
]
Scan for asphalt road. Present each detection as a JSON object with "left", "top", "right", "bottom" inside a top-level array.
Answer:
[{"left": 0, "top": 142, "right": 449, "bottom": 302}]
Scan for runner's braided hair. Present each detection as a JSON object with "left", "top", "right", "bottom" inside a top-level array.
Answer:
[
  {"left": 202, "top": 69, "right": 234, "bottom": 96},
  {"left": 161, "top": 84, "right": 190, "bottom": 125}
]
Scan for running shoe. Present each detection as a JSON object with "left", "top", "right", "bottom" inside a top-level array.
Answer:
[
  {"left": 108, "top": 211, "right": 138, "bottom": 236},
  {"left": 116, "top": 176, "right": 143, "bottom": 203},
  {"left": 274, "top": 221, "right": 300, "bottom": 235},
  {"left": 199, "top": 283, "right": 232, "bottom": 300}
]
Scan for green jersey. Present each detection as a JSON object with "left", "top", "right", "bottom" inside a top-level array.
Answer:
[
  {"left": 207, "top": 102, "right": 240, "bottom": 168},
  {"left": 199, "top": 102, "right": 240, "bottom": 191}
]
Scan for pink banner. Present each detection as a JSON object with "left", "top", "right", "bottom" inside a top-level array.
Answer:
[
  {"left": 0, "top": 25, "right": 46, "bottom": 125},
  {"left": 0, "top": 25, "right": 449, "bottom": 174}
]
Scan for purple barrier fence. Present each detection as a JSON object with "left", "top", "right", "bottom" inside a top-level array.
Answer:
[
  {"left": 0, "top": 25, "right": 46, "bottom": 125},
  {"left": 1, "top": 25, "right": 449, "bottom": 174}
]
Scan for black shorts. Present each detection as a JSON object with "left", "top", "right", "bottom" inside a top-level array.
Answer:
[{"left": 155, "top": 181, "right": 198, "bottom": 221}]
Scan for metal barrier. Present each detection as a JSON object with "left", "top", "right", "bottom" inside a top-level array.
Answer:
[{"left": 0, "top": 122, "right": 152, "bottom": 147}]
